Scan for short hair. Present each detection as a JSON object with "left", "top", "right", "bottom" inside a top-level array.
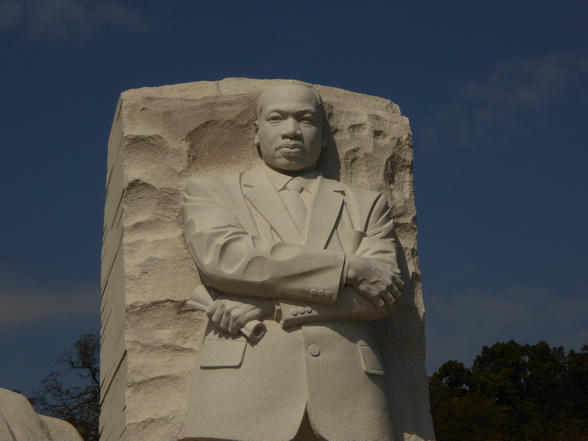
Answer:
[{"left": 256, "top": 81, "right": 325, "bottom": 119}]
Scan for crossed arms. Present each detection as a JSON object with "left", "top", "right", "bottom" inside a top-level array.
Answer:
[{"left": 183, "top": 174, "right": 404, "bottom": 334}]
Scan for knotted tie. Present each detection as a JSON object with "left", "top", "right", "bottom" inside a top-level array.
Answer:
[{"left": 285, "top": 178, "right": 307, "bottom": 233}]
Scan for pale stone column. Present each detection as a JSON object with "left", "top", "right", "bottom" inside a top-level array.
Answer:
[{"left": 101, "top": 78, "right": 434, "bottom": 441}]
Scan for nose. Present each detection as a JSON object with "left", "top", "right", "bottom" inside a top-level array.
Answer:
[{"left": 281, "top": 117, "right": 301, "bottom": 139}]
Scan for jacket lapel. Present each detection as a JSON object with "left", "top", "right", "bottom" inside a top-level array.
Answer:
[
  {"left": 306, "top": 176, "right": 345, "bottom": 249},
  {"left": 241, "top": 166, "right": 303, "bottom": 244}
]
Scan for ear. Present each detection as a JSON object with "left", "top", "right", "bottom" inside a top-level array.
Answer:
[{"left": 253, "top": 120, "right": 260, "bottom": 147}]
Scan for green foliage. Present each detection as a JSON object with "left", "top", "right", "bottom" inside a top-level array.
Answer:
[
  {"left": 33, "top": 333, "right": 100, "bottom": 441},
  {"left": 430, "top": 340, "right": 588, "bottom": 441}
]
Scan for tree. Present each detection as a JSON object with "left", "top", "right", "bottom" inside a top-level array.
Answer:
[
  {"left": 429, "top": 360, "right": 508, "bottom": 441},
  {"left": 430, "top": 340, "right": 588, "bottom": 441},
  {"left": 33, "top": 333, "right": 100, "bottom": 441}
]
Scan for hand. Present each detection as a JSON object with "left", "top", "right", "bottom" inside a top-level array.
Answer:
[
  {"left": 206, "top": 296, "right": 274, "bottom": 334},
  {"left": 345, "top": 254, "right": 404, "bottom": 313}
]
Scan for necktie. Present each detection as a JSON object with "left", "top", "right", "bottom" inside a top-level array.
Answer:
[{"left": 285, "top": 178, "right": 307, "bottom": 233}]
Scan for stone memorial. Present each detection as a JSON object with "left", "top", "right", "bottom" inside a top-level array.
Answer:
[
  {"left": 101, "top": 78, "right": 434, "bottom": 441},
  {"left": 0, "top": 388, "right": 83, "bottom": 441}
]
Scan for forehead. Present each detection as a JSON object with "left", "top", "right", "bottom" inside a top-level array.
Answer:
[{"left": 260, "top": 85, "right": 319, "bottom": 113}]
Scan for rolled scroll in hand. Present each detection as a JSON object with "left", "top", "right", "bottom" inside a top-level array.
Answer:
[{"left": 186, "top": 285, "right": 267, "bottom": 343}]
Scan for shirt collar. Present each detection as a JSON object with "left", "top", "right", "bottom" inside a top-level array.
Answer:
[{"left": 263, "top": 165, "right": 319, "bottom": 192}]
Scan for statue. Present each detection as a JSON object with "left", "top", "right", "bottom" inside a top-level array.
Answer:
[
  {"left": 0, "top": 388, "right": 83, "bottom": 441},
  {"left": 181, "top": 83, "right": 406, "bottom": 441}
]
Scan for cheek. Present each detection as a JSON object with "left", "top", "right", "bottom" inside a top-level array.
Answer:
[
  {"left": 260, "top": 126, "right": 279, "bottom": 142},
  {"left": 302, "top": 127, "right": 320, "bottom": 139}
]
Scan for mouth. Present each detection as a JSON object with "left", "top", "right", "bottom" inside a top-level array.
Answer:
[{"left": 279, "top": 142, "right": 304, "bottom": 157}]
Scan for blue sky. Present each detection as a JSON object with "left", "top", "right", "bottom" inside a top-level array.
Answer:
[{"left": 1, "top": 0, "right": 586, "bottom": 396}]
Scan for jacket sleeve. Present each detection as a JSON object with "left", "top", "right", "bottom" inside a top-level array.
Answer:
[
  {"left": 353, "top": 192, "right": 402, "bottom": 271},
  {"left": 277, "top": 287, "right": 390, "bottom": 328},
  {"left": 277, "top": 191, "right": 403, "bottom": 327},
  {"left": 183, "top": 175, "right": 347, "bottom": 305}
]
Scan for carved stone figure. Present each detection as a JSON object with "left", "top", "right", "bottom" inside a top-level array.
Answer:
[
  {"left": 0, "top": 388, "right": 83, "bottom": 441},
  {"left": 102, "top": 78, "right": 434, "bottom": 441},
  {"left": 181, "top": 83, "right": 405, "bottom": 441}
]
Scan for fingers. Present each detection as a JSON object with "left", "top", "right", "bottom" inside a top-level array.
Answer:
[
  {"left": 381, "top": 290, "right": 396, "bottom": 308},
  {"left": 386, "top": 277, "right": 402, "bottom": 300},
  {"left": 207, "top": 299, "right": 261, "bottom": 334},
  {"left": 374, "top": 292, "right": 396, "bottom": 314},
  {"left": 358, "top": 284, "right": 386, "bottom": 311},
  {"left": 377, "top": 266, "right": 404, "bottom": 300},
  {"left": 207, "top": 301, "right": 240, "bottom": 334},
  {"left": 220, "top": 308, "right": 233, "bottom": 333},
  {"left": 391, "top": 274, "right": 404, "bottom": 292},
  {"left": 208, "top": 300, "right": 224, "bottom": 324},
  {"left": 376, "top": 290, "right": 397, "bottom": 314},
  {"left": 228, "top": 311, "right": 246, "bottom": 334},
  {"left": 356, "top": 266, "right": 403, "bottom": 314}
]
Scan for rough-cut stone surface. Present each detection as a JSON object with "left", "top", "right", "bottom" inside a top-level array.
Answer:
[
  {"left": 0, "top": 388, "right": 83, "bottom": 441},
  {"left": 101, "top": 78, "right": 434, "bottom": 441}
]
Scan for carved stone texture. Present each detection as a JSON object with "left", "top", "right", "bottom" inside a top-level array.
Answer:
[
  {"left": 101, "top": 78, "right": 434, "bottom": 441},
  {"left": 0, "top": 388, "right": 83, "bottom": 441}
]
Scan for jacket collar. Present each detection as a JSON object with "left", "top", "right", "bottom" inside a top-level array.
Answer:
[{"left": 242, "top": 165, "right": 345, "bottom": 248}]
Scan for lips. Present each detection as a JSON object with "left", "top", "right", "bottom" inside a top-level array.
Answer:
[{"left": 278, "top": 142, "right": 305, "bottom": 157}]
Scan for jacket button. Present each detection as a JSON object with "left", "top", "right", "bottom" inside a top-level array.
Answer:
[
  {"left": 317, "top": 290, "right": 325, "bottom": 297},
  {"left": 309, "top": 345, "right": 320, "bottom": 356},
  {"left": 310, "top": 289, "right": 317, "bottom": 296},
  {"left": 291, "top": 310, "right": 298, "bottom": 316},
  {"left": 325, "top": 291, "right": 332, "bottom": 298},
  {"left": 305, "top": 306, "right": 313, "bottom": 313},
  {"left": 298, "top": 307, "right": 306, "bottom": 315}
]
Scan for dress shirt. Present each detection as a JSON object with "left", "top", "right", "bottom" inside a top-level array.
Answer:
[{"left": 263, "top": 166, "right": 319, "bottom": 210}]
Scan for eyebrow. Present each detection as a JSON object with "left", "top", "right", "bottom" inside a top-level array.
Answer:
[{"left": 266, "top": 107, "right": 316, "bottom": 115}]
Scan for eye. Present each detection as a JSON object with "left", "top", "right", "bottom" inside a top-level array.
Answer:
[
  {"left": 267, "top": 113, "right": 283, "bottom": 122},
  {"left": 300, "top": 114, "right": 315, "bottom": 124}
]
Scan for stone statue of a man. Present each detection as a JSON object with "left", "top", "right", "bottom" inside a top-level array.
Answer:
[{"left": 181, "top": 83, "right": 404, "bottom": 441}]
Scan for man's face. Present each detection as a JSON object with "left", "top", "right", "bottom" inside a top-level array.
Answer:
[{"left": 255, "top": 84, "right": 325, "bottom": 174}]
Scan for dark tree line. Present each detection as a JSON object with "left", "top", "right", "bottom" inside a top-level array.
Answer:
[
  {"left": 429, "top": 340, "right": 588, "bottom": 441},
  {"left": 33, "top": 333, "right": 100, "bottom": 441},
  {"left": 31, "top": 334, "right": 588, "bottom": 441}
]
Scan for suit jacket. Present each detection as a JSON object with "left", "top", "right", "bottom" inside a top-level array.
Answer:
[{"left": 180, "top": 165, "right": 402, "bottom": 441}]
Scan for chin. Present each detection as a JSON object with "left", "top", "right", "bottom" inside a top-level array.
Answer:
[{"left": 267, "top": 161, "right": 313, "bottom": 174}]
